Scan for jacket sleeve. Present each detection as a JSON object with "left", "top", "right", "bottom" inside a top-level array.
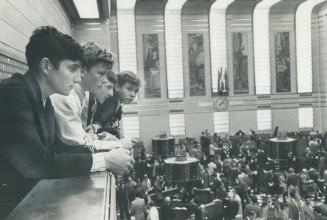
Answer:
[
  {"left": 0, "top": 86, "right": 93, "bottom": 179},
  {"left": 51, "top": 93, "right": 122, "bottom": 151},
  {"left": 51, "top": 93, "right": 90, "bottom": 146}
]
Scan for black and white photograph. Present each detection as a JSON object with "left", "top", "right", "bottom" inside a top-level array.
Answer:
[{"left": 0, "top": 0, "right": 327, "bottom": 220}]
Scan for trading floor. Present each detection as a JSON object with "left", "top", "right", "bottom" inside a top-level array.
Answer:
[{"left": 0, "top": 0, "right": 327, "bottom": 220}]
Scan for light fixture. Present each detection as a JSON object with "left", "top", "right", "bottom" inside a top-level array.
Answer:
[{"left": 73, "top": 0, "right": 99, "bottom": 18}]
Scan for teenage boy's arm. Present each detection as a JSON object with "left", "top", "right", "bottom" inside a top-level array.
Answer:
[
  {"left": 50, "top": 93, "right": 124, "bottom": 151},
  {"left": 0, "top": 87, "right": 92, "bottom": 179}
]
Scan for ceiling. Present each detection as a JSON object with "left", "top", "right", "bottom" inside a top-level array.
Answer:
[{"left": 59, "top": 0, "right": 110, "bottom": 23}]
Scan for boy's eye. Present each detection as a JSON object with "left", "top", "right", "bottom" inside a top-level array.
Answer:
[{"left": 70, "top": 67, "right": 78, "bottom": 72}]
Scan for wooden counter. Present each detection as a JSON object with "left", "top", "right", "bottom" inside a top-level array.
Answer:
[{"left": 6, "top": 172, "right": 116, "bottom": 220}]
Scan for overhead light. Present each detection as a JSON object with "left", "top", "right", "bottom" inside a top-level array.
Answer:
[{"left": 73, "top": 0, "right": 99, "bottom": 18}]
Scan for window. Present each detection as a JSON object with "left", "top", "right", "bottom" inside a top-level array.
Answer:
[
  {"left": 169, "top": 114, "right": 185, "bottom": 136},
  {"left": 143, "top": 34, "right": 161, "bottom": 98},
  {"left": 213, "top": 112, "right": 229, "bottom": 133},
  {"left": 232, "top": 32, "right": 249, "bottom": 94},
  {"left": 188, "top": 33, "right": 206, "bottom": 96},
  {"left": 275, "top": 32, "right": 291, "bottom": 92},
  {"left": 256, "top": 109, "right": 272, "bottom": 131},
  {"left": 122, "top": 115, "right": 140, "bottom": 138},
  {"left": 298, "top": 107, "right": 313, "bottom": 128}
]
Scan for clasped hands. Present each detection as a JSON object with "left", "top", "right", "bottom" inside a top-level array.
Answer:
[{"left": 98, "top": 134, "right": 137, "bottom": 176}]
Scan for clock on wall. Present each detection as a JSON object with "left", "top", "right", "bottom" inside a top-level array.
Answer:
[{"left": 214, "top": 96, "right": 229, "bottom": 112}]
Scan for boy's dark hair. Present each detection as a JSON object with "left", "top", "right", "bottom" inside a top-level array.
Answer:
[
  {"left": 117, "top": 71, "right": 141, "bottom": 88},
  {"left": 251, "top": 195, "right": 258, "bottom": 203},
  {"left": 82, "top": 41, "right": 114, "bottom": 71},
  {"left": 26, "top": 26, "right": 84, "bottom": 72},
  {"left": 290, "top": 191, "right": 296, "bottom": 198},
  {"left": 106, "top": 70, "right": 118, "bottom": 84}
]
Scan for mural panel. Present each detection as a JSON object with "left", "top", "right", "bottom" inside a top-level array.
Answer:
[
  {"left": 275, "top": 32, "right": 291, "bottom": 93},
  {"left": 233, "top": 32, "right": 249, "bottom": 94},
  {"left": 143, "top": 34, "right": 161, "bottom": 98},
  {"left": 188, "top": 33, "right": 206, "bottom": 96}
]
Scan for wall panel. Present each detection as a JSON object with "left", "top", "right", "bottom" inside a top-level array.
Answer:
[
  {"left": 270, "top": 0, "right": 302, "bottom": 94},
  {"left": 0, "top": 0, "right": 70, "bottom": 78},
  {"left": 182, "top": 0, "right": 211, "bottom": 97},
  {"left": 226, "top": 0, "right": 258, "bottom": 96},
  {"left": 135, "top": 0, "right": 167, "bottom": 100}
]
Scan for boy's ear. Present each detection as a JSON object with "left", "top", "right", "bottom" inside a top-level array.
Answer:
[
  {"left": 114, "top": 84, "right": 120, "bottom": 92},
  {"left": 80, "top": 67, "right": 86, "bottom": 79},
  {"left": 39, "top": 58, "right": 53, "bottom": 76}
]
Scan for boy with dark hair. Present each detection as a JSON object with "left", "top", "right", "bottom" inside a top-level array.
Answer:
[
  {"left": 0, "top": 27, "right": 133, "bottom": 218},
  {"left": 92, "top": 70, "right": 141, "bottom": 138}
]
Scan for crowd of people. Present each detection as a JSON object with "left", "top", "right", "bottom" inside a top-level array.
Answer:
[
  {"left": 116, "top": 130, "right": 327, "bottom": 220},
  {"left": 196, "top": 130, "right": 327, "bottom": 220}
]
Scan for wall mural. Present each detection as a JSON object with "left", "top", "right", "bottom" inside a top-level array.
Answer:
[
  {"left": 232, "top": 32, "right": 249, "bottom": 94},
  {"left": 143, "top": 34, "right": 161, "bottom": 98},
  {"left": 188, "top": 33, "right": 206, "bottom": 96},
  {"left": 275, "top": 32, "right": 291, "bottom": 93}
]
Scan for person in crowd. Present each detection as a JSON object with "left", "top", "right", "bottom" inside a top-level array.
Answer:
[
  {"left": 127, "top": 176, "right": 138, "bottom": 198},
  {"left": 51, "top": 41, "right": 133, "bottom": 152},
  {"left": 287, "top": 168, "right": 300, "bottom": 197},
  {"left": 200, "top": 164, "right": 210, "bottom": 188},
  {"left": 288, "top": 191, "right": 301, "bottom": 220},
  {"left": 303, "top": 196, "right": 315, "bottom": 220},
  {"left": 244, "top": 196, "right": 261, "bottom": 218},
  {"left": 223, "top": 190, "right": 242, "bottom": 220},
  {"left": 117, "top": 181, "right": 131, "bottom": 220},
  {"left": 245, "top": 210, "right": 257, "bottom": 220},
  {"left": 141, "top": 174, "right": 152, "bottom": 195},
  {"left": 146, "top": 199, "right": 159, "bottom": 220},
  {"left": 0, "top": 26, "right": 132, "bottom": 218},
  {"left": 256, "top": 148, "right": 267, "bottom": 168},
  {"left": 160, "top": 196, "right": 175, "bottom": 220},
  {"left": 189, "top": 142, "right": 201, "bottom": 160},
  {"left": 318, "top": 197, "right": 327, "bottom": 217},
  {"left": 92, "top": 70, "right": 140, "bottom": 138},
  {"left": 207, "top": 157, "right": 217, "bottom": 176},
  {"left": 265, "top": 197, "right": 284, "bottom": 220},
  {"left": 237, "top": 166, "right": 251, "bottom": 205},
  {"left": 130, "top": 191, "right": 146, "bottom": 220},
  {"left": 268, "top": 172, "right": 282, "bottom": 195}
]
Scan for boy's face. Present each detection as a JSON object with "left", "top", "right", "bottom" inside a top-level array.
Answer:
[
  {"left": 47, "top": 60, "right": 81, "bottom": 95},
  {"left": 116, "top": 82, "right": 138, "bottom": 104},
  {"left": 94, "top": 79, "right": 114, "bottom": 104},
  {"left": 83, "top": 62, "right": 109, "bottom": 95}
]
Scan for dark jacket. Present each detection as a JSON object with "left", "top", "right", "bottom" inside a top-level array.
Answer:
[
  {"left": 0, "top": 72, "right": 92, "bottom": 218},
  {"left": 287, "top": 173, "right": 300, "bottom": 187},
  {"left": 288, "top": 199, "right": 300, "bottom": 220},
  {"left": 160, "top": 203, "right": 175, "bottom": 220},
  {"left": 92, "top": 94, "right": 122, "bottom": 137}
]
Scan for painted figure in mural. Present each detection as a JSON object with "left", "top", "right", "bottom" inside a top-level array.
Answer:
[
  {"left": 233, "top": 33, "right": 248, "bottom": 94},
  {"left": 188, "top": 34, "right": 205, "bottom": 96},
  {"left": 144, "top": 35, "right": 160, "bottom": 97},
  {"left": 275, "top": 32, "right": 291, "bottom": 92}
]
